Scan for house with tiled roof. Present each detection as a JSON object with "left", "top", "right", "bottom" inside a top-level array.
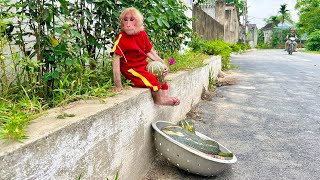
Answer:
[{"left": 261, "top": 23, "right": 273, "bottom": 44}]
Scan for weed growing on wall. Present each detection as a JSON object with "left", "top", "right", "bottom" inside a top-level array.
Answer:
[
  {"left": 162, "top": 50, "right": 209, "bottom": 72},
  {"left": 188, "top": 33, "right": 246, "bottom": 70},
  {"left": 203, "top": 40, "right": 232, "bottom": 70}
]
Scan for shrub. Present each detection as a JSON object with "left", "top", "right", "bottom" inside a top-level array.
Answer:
[
  {"left": 203, "top": 40, "right": 232, "bottom": 70},
  {"left": 236, "top": 42, "right": 251, "bottom": 51},
  {"left": 256, "top": 42, "right": 272, "bottom": 49},
  {"left": 305, "top": 30, "right": 320, "bottom": 51},
  {"left": 187, "top": 33, "right": 206, "bottom": 52},
  {"left": 229, "top": 44, "right": 242, "bottom": 53},
  {"left": 270, "top": 28, "right": 293, "bottom": 49}
]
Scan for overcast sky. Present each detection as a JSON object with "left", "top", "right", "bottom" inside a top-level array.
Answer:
[{"left": 247, "top": 0, "right": 299, "bottom": 29}]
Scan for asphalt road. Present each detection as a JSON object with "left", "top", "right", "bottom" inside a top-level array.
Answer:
[{"left": 143, "top": 49, "right": 320, "bottom": 180}]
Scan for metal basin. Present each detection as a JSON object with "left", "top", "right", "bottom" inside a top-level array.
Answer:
[{"left": 152, "top": 121, "right": 237, "bottom": 176}]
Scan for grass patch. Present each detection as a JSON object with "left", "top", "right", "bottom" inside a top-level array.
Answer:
[
  {"left": 163, "top": 50, "right": 210, "bottom": 72},
  {"left": 299, "top": 50, "right": 320, "bottom": 54}
]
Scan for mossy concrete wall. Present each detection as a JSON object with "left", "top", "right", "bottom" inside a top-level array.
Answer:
[{"left": 0, "top": 56, "right": 221, "bottom": 180}]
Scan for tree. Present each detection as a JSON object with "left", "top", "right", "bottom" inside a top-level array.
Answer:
[
  {"left": 225, "top": 0, "right": 245, "bottom": 16},
  {"left": 295, "top": 0, "right": 320, "bottom": 34},
  {"left": 265, "top": 15, "right": 280, "bottom": 28},
  {"left": 278, "top": 4, "right": 290, "bottom": 26}
]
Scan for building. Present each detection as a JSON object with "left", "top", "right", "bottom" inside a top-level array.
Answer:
[
  {"left": 247, "top": 24, "right": 258, "bottom": 47},
  {"left": 261, "top": 23, "right": 273, "bottom": 44}
]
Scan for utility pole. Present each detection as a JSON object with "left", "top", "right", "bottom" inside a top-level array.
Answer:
[{"left": 243, "top": 0, "right": 248, "bottom": 44}]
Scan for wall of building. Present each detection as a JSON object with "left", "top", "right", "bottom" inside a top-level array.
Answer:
[
  {"left": 192, "top": 5, "right": 224, "bottom": 41},
  {"left": 192, "top": 2, "right": 240, "bottom": 44},
  {"left": 248, "top": 25, "right": 258, "bottom": 47},
  {"left": 224, "top": 5, "right": 240, "bottom": 44}
]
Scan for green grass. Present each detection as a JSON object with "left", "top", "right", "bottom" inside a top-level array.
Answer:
[
  {"left": 0, "top": 81, "right": 132, "bottom": 143},
  {"left": 163, "top": 50, "right": 210, "bottom": 72},
  {"left": 300, "top": 50, "right": 320, "bottom": 54}
]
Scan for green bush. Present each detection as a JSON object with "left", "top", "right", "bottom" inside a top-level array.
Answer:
[
  {"left": 188, "top": 35, "right": 240, "bottom": 70},
  {"left": 203, "top": 40, "right": 232, "bottom": 70},
  {"left": 256, "top": 42, "right": 272, "bottom": 49},
  {"left": 305, "top": 30, "right": 320, "bottom": 51},
  {"left": 228, "top": 44, "right": 242, "bottom": 53},
  {"left": 236, "top": 42, "right": 251, "bottom": 51},
  {"left": 270, "top": 28, "right": 291, "bottom": 49},
  {"left": 187, "top": 33, "right": 206, "bottom": 52}
]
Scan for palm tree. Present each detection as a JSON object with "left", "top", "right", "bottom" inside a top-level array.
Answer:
[
  {"left": 279, "top": 4, "right": 289, "bottom": 26},
  {"left": 278, "top": 4, "right": 290, "bottom": 43},
  {"left": 266, "top": 15, "right": 280, "bottom": 28}
]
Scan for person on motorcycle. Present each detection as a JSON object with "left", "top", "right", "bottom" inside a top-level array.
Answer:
[{"left": 285, "top": 28, "right": 298, "bottom": 52}]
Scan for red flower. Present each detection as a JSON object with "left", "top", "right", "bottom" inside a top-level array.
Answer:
[{"left": 168, "top": 58, "right": 175, "bottom": 65}]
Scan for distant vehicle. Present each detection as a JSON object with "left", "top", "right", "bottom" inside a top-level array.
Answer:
[{"left": 288, "top": 37, "right": 296, "bottom": 55}]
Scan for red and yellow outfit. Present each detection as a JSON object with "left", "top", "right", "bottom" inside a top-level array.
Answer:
[{"left": 111, "top": 30, "right": 168, "bottom": 91}]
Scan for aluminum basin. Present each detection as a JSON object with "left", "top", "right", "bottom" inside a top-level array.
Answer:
[{"left": 152, "top": 121, "right": 237, "bottom": 176}]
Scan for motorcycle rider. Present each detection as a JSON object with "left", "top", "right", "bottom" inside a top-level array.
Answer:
[{"left": 285, "top": 28, "right": 298, "bottom": 52}]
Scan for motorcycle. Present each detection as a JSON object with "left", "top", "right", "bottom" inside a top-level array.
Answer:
[{"left": 287, "top": 37, "right": 296, "bottom": 55}]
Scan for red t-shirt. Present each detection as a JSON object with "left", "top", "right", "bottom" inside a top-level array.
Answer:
[{"left": 111, "top": 30, "right": 153, "bottom": 70}]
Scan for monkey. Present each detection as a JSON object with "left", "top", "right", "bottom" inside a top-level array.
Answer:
[{"left": 110, "top": 7, "right": 180, "bottom": 106}]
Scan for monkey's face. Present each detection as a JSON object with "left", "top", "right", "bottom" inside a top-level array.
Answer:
[{"left": 122, "top": 15, "right": 138, "bottom": 35}]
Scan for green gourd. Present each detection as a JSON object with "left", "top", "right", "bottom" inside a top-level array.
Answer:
[
  {"left": 146, "top": 61, "right": 165, "bottom": 84},
  {"left": 161, "top": 125, "right": 233, "bottom": 157},
  {"left": 146, "top": 61, "right": 165, "bottom": 77}
]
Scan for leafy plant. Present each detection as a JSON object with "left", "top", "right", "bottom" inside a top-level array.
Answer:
[
  {"left": 256, "top": 42, "right": 272, "bottom": 49},
  {"left": 188, "top": 33, "right": 206, "bottom": 52},
  {"left": 271, "top": 28, "right": 291, "bottom": 48},
  {"left": 236, "top": 42, "right": 251, "bottom": 51},
  {"left": 208, "top": 68, "right": 215, "bottom": 90},
  {"left": 305, "top": 30, "right": 320, "bottom": 51},
  {"left": 162, "top": 50, "right": 209, "bottom": 72},
  {"left": 295, "top": 0, "right": 320, "bottom": 34},
  {"left": 228, "top": 43, "right": 242, "bottom": 53},
  {"left": 203, "top": 40, "right": 233, "bottom": 70},
  {"left": 107, "top": 171, "right": 119, "bottom": 180},
  {"left": 188, "top": 34, "right": 240, "bottom": 70},
  {"left": 0, "top": 101, "right": 29, "bottom": 143}
]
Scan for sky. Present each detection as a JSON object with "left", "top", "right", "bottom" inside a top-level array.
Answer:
[{"left": 247, "top": 0, "right": 299, "bottom": 29}]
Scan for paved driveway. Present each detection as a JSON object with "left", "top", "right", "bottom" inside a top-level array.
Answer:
[{"left": 144, "top": 49, "right": 320, "bottom": 180}]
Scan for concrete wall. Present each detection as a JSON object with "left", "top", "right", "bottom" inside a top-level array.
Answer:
[
  {"left": 192, "top": 5, "right": 224, "bottom": 41},
  {"left": 200, "top": 3, "right": 216, "bottom": 18},
  {"left": 0, "top": 56, "right": 222, "bottom": 180},
  {"left": 224, "top": 5, "right": 240, "bottom": 44},
  {"left": 248, "top": 24, "right": 258, "bottom": 48},
  {"left": 192, "top": 2, "right": 240, "bottom": 44},
  {"left": 263, "top": 29, "right": 272, "bottom": 44}
]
